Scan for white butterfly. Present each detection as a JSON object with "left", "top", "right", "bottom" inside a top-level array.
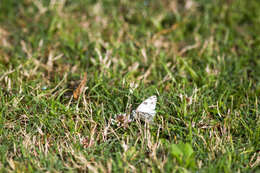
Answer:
[
  {"left": 112, "top": 95, "right": 157, "bottom": 125},
  {"left": 131, "top": 95, "right": 157, "bottom": 123}
]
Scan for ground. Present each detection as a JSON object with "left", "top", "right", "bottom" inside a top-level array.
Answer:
[{"left": 0, "top": 0, "right": 259, "bottom": 172}]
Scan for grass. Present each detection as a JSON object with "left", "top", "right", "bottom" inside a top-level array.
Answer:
[{"left": 0, "top": 0, "right": 259, "bottom": 172}]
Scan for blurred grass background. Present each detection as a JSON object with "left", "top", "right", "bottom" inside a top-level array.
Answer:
[{"left": 0, "top": 0, "right": 259, "bottom": 172}]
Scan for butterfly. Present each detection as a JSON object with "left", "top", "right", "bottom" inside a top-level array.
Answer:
[
  {"left": 112, "top": 95, "right": 157, "bottom": 125},
  {"left": 131, "top": 95, "right": 157, "bottom": 123}
]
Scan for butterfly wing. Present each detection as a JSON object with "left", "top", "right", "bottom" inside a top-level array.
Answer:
[{"left": 135, "top": 95, "right": 157, "bottom": 121}]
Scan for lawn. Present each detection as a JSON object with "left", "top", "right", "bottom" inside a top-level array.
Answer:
[{"left": 0, "top": 0, "right": 259, "bottom": 172}]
